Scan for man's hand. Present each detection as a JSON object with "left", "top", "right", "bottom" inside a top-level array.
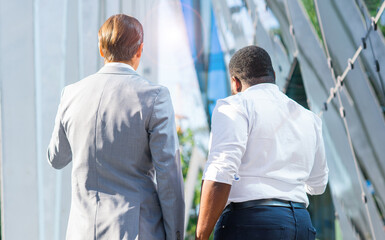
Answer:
[{"left": 195, "top": 180, "right": 231, "bottom": 240}]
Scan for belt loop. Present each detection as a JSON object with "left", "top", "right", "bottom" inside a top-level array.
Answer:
[
  {"left": 224, "top": 202, "right": 233, "bottom": 213},
  {"left": 290, "top": 202, "right": 298, "bottom": 240}
]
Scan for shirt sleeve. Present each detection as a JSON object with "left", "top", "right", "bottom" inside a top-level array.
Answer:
[
  {"left": 202, "top": 100, "right": 249, "bottom": 185},
  {"left": 305, "top": 117, "right": 329, "bottom": 195}
]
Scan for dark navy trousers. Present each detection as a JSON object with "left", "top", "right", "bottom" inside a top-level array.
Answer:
[{"left": 214, "top": 203, "right": 316, "bottom": 240}]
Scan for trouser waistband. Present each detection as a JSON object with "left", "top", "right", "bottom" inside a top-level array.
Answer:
[{"left": 225, "top": 198, "right": 306, "bottom": 211}]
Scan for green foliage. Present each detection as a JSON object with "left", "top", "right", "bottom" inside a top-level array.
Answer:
[
  {"left": 300, "top": 0, "right": 385, "bottom": 52},
  {"left": 301, "top": 0, "right": 385, "bottom": 39},
  {"left": 184, "top": 171, "right": 203, "bottom": 239},
  {"left": 178, "top": 128, "right": 195, "bottom": 180},
  {"left": 178, "top": 128, "right": 213, "bottom": 240},
  {"left": 301, "top": 0, "right": 323, "bottom": 41},
  {"left": 363, "top": 0, "right": 385, "bottom": 35},
  {"left": 365, "top": 0, "right": 382, "bottom": 16}
]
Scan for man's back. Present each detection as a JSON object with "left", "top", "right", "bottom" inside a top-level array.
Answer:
[
  {"left": 206, "top": 83, "right": 327, "bottom": 206},
  {"left": 48, "top": 65, "right": 184, "bottom": 240},
  {"left": 197, "top": 45, "right": 327, "bottom": 240}
]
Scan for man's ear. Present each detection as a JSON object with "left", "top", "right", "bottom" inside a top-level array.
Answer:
[
  {"left": 234, "top": 76, "right": 242, "bottom": 92},
  {"left": 136, "top": 43, "right": 144, "bottom": 58},
  {"left": 99, "top": 42, "right": 104, "bottom": 58}
]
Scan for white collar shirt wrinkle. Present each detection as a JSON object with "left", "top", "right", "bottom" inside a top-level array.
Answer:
[
  {"left": 105, "top": 62, "right": 136, "bottom": 71},
  {"left": 203, "top": 83, "right": 329, "bottom": 207}
]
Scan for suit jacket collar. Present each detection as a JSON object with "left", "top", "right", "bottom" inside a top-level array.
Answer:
[{"left": 97, "top": 65, "right": 139, "bottom": 76}]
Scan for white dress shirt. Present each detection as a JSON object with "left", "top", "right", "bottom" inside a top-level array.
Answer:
[{"left": 203, "top": 83, "right": 329, "bottom": 207}]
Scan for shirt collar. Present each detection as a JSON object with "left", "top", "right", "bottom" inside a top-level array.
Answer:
[
  {"left": 104, "top": 62, "right": 136, "bottom": 72},
  {"left": 244, "top": 83, "right": 279, "bottom": 92}
]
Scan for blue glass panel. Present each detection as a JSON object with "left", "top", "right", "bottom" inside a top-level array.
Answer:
[
  {"left": 180, "top": 0, "right": 198, "bottom": 60},
  {"left": 207, "top": 8, "right": 229, "bottom": 116}
]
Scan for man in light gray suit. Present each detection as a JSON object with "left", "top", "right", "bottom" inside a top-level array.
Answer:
[{"left": 47, "top": 14, "right": 184, "bottom": 240}]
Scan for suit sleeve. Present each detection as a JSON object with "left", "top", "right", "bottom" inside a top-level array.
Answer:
[
  {"left": 47, "top": 88, "right": 72, "bottom": 169},
  {"left": 305, "top": 117, "right": 329, "bottom": 195},
  {"left": 148, "top": 87, "right": 185, "bottom": 240}
]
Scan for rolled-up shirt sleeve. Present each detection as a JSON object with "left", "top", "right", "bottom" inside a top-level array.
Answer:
[{"left": 203, "top": 100, "right": 248, "bottom": 185}]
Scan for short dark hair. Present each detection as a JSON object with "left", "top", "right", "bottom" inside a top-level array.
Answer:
[
  {"left": 98, "top": 14, "right": 143, "bottom": 62},
  {"left": 229, "top": 45, "right": 275, "bottom": 86}
]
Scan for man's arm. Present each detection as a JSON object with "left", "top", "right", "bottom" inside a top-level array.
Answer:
[
  {"left": 47, "top": 88, "right": 72, "bottom": 169},
  {"left": 196, "top": 100, "right": 248, "bottom": 239},
  {"left": 148, "top": 87, "right": 185, "bottom": 240},
  {"left": 196, "top": 180, "right": 231, "bottom": 240}
]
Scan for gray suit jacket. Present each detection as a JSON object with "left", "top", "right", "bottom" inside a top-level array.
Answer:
[{"left": 47, "top": 65, "right": 185, "bottom": 240}]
